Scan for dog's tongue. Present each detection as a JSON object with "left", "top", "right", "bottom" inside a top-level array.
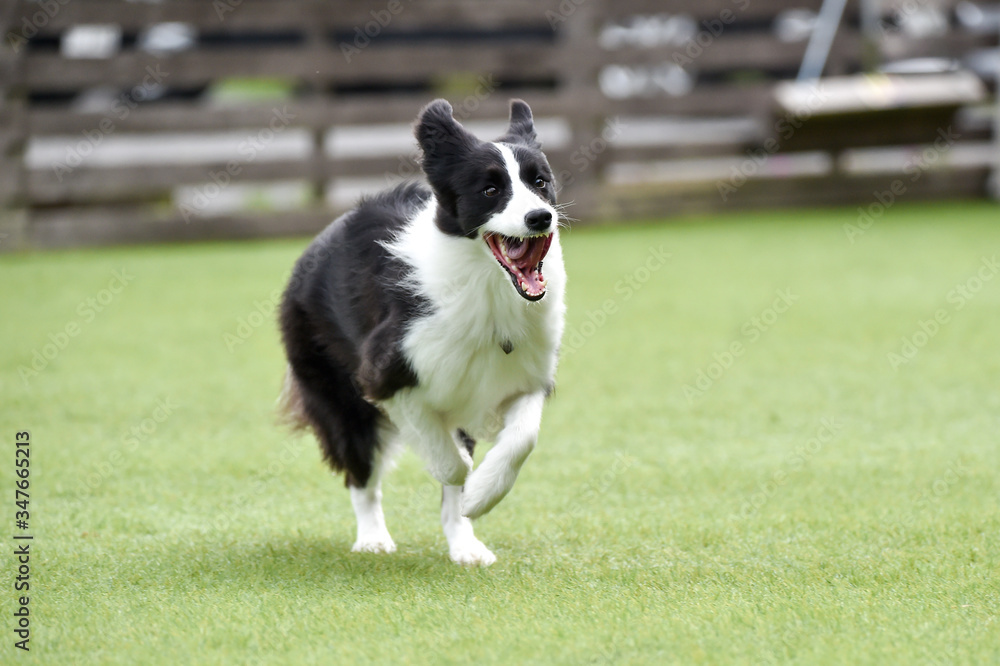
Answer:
[
  {"left": 505, "top": 237, "right": 529, "bottom": 261},
  {"left": 514, "top": 236, "right": 549, "bottom": 273}
]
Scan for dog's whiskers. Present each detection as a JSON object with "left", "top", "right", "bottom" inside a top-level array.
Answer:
[{"left": 553, "top": 202, "right": 577, "bottom": 227}]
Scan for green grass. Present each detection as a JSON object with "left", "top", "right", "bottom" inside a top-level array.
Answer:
[{"left": 1, "top": 201, "right": 998, "bottom": 664}]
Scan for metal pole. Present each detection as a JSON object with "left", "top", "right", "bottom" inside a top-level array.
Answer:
[
  {"left": 797, "top": 0, "right": 850, "bottom": 81},
  {"left": 858, "top": 0, "right": 882, "bottom": 72}
]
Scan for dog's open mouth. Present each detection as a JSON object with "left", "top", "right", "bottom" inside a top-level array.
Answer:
[{"left": 484, "top": 232, "right": 553, "bottom": 301}]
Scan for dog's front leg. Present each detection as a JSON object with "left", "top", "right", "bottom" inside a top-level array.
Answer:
[{"left": 462, "top": 391, "right": 544, "bottom": 519}]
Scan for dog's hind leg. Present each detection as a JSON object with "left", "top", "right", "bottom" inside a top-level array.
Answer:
[{"left": 349, "top": 423, "right": 400, "bottom": 554}]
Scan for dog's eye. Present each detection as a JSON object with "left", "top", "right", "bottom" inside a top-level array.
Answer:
[
  {"left": 534, "top": 177, "right": 547, "bottom": 190},
  {"left": 483, "top": 185, "right": 499, "bottom": 197}
]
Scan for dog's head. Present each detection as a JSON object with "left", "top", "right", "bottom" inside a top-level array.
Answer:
[{"left": 415, "top": 99, "right": 559, "bottom": 301}]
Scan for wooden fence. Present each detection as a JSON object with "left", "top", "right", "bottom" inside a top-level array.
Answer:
[{"left": 1, "top": 0, "right": 996, "bottom": 250}]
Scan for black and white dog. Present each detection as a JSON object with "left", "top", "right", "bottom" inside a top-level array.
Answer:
[{"left": 279, "top": 99, "right": 565, "bottom": 565}]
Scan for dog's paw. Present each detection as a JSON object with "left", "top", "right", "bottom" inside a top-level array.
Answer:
[
  {"left": 351, "top": 531, "right": 396, "bottom": 554},
  {"left": 461, "top": 467, "right": 512, "bottom": 519},
  {"left": 449, "top": 537, "right": 497, "bottom": 566}
]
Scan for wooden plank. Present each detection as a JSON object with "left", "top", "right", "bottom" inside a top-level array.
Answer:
[
  {"left": 775, "top": 72, "right": 986, "bottom": 117},
  {"left": 737, "top": 168, "right": 990, "bottom": 208},
  {"left": 599, "top": 31, "right": 861, "bottom": 72},
  {"left": 602, "top": 82, "right": 775, "bottom": 116},
  {"left": 878, "top": 0, "right": 967, "bottom": 12},
  {"left": 286, "top": 0, "right": 562, "bottom": 30},
  {"left": 23, "top": 42, "right": 562, "bottom": 90},
  {"left": 25, "top": 145, "right": 575, "bottom": 204},
  {"left": 773, "top": 105, "right": 968, "bottom": 152},
  {"left": 609, "top": 142, "right": 757, "bottom": 164},
  {"left": 880, "top": 33, "right": 996, "bottom": 62},
  {"left": 20, "top": 0, "right": 908, "bottom": 35},
  {"left": 27, "top": 158, "right": 321, "bottom": 203},
  {"left": 24, "top": 91, "right": 576, "bottom": 135},
  {"left": 25, "top": 0, "right": 562, "bottom": 34},
  {"left": 27, "top": 206, "right": 336, "bottom": 249},
  {"left": 781, "top": 107, "right": 968, "bottom": 151},
  {"left": 595, "top": 0, "right": 966, "bottom": 24},
  {"left": 595, "top": 0, "right": 830, "bottom": 22},
  {"left": 598, "top": 167, "right": 991, "bottom": 219}
]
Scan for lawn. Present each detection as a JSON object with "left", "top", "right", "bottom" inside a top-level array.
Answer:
[{"left": 1, "top": 201, "right": 998, "bottom": 664}]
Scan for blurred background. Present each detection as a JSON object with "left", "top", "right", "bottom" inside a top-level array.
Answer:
[{"left": 0, "top": 0, "right": 997, "bottom": 250}]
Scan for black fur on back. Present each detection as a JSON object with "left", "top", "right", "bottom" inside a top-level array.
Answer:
[{"left": 279, "top": 182, "right": 429, "bottom": 487}]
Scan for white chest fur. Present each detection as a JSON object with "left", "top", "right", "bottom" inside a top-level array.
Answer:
[{"left": 387, "top": 199, "right": 566, "bottom": 440}]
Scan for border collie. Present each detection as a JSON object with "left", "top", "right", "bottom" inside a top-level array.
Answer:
[{"left": 279, "top": 99, "right": 566, "bottom": 565}]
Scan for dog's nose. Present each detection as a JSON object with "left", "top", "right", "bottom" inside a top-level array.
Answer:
[{"left": 525, "top": 209, "right": 552, "bottom": 233}]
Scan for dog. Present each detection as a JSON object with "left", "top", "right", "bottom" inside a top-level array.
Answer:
[{"left": 278, "top": 99, "right": 566, "bottom": 565}]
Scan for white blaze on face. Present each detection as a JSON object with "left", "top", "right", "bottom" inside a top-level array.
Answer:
[
  {"left": 479, "top": 143, "right": 559, "bottom": 300},
  {"left": 482, "top": 143, "right": 556, "bottom": 239}
]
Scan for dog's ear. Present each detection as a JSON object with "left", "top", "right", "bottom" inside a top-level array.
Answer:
[
  {"left": 498, "top": 99, "right": 540, "bottom": 148},
  {"left": 415, "top": 99, "right": 480, "bottom": 217},
  {"left": 415, "top": 99, "right": 479, "bottom": 168}
]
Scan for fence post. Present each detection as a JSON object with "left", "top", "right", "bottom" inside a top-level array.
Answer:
[
  {"left": 0, "top": 0, "right": 28, "bottom": 252},
  {"left": 993, "top": 23, "right": 1000, "bottom": 201},
  {"left": 305, "top": 19, "right": 328, "bottom": 215},
  {"left": 559, "top": 0, "right": 604, "bottom": 220}
]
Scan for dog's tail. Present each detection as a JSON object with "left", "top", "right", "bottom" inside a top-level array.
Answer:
[{"left": 277, "top": 365, "right": 310, "bottom": 430}]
